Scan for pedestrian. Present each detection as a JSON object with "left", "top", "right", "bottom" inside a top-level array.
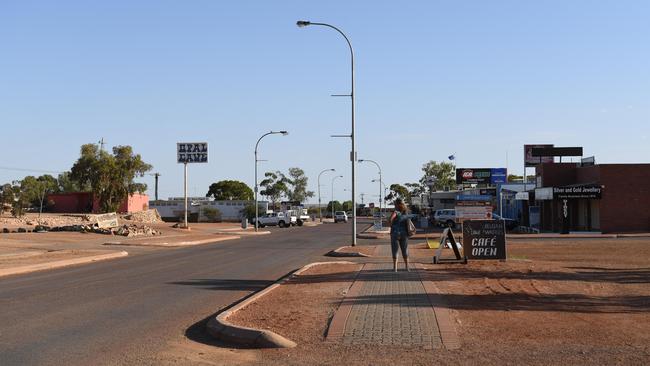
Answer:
[{"left": 389, "top": 198, "right": 410, "bottom": 272}]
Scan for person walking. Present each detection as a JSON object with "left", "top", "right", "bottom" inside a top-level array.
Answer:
[{"left": 389, "top": 198, "right": 410, "bottom": 272}]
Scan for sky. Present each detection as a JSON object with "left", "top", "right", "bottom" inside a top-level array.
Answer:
[{"left": 1, "top": 1, "right": 649, "bottom": 204}]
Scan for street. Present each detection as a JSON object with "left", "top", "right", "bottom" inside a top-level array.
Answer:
[{"left": 0, "top": 223, "right": 354, "bottom": 365}]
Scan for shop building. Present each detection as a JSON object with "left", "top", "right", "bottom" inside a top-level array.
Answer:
[{"left": 534, "top": 163, "right": 650, "bottom": 233}]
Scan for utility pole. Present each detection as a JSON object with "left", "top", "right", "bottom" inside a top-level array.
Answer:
[
  {"left": 98, "top": 138, "right": 106, "bottom": 152},
  {"left": 153, "top": 173, "right": 160, "bottom": 201}
]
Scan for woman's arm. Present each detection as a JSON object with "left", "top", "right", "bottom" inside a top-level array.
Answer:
[{"left": 389, "top": 212, "right": 397, "bottom": 224}]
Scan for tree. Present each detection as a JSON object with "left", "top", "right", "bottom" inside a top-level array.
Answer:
[
  {"left": 57, "top": 171, "right": 88, "bottom": 192},
  {"left": 259, "top": 171, "right": 289, "bottom": 209},
  {"left": 326, "top": 200, "right": 342, "bottom": 214},
  {"left": 507, "top": 174, "right": 535, "bottom": 183},
  {"left": 420, "top": 161, "right": 456, "bottom": 191},
  {"left": 70, "top": 144, "right": 152, "bottom": 213},
  {"left": 0, "top": 183, "right": 17, "bottom": 216},
  {"left": 206, "top": 180, "right": 253, "bottom": 201},
  {"left": 385, "top": 183, "right": 410, "bottom": 203},
  {"left": 285, "top": 167, "right": 314, "bottom": 203},
  {"left": 341, "top": 200, "right": 353, "bottom": 212},
  {"left": 20, "top": 175, "right": 59, "bottom": 209}
]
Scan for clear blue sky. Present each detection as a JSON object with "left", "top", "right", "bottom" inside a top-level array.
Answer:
[{"left": 1, "top": 1, "right": 649, "bottom": 203}]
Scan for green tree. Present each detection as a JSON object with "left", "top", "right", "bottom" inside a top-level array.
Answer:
[
  {"left": 206, "top": 180, "right": 253, "bottom": 201},
  {"left": 20, "top": 175, "right": 59, "bottom": 208},
  {"left": 57, "top": 171, "right": 88, "bottom": 192},
  {"left": 70, "top": 144, "right": 152, "bottom": 213},
  {"left": 420, "top": 160, "right": 456, "bottom": 191},
  {"left": 385, "top": 183, "right": 410, "bottom": 203},
  {"left": 341, "top": 200, "right": 353, "bottom": 212},
  {"left": 326, "top": 200, "right": 342, "bottom": 214},
  {"left": 259, "top": 171, "right": 289, "bottom": 209},
  {"left": 0, "top": 183, "right": 17, "bottom": 216},
  {"left": 285, "top": 167, "right": 314, "bottom": 203},
  {"left": 507, "top": 174, "right": 535, "bottom": 182}
]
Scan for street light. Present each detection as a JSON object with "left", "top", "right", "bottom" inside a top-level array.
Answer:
[
  {"left": 317, "top": 168, "right": 336, "bottom": 222},
  {"left": 358, "top": 159, "right": 383, "bottom": 215},
  {"left": 254, "top": 130, "right": 288, "bottom": 231},
  {"left": 297, "top": 20, "right": 357, "bottom": 246},
  {"left": 331, "top": 175, "right": 343, "bottom": 220}
]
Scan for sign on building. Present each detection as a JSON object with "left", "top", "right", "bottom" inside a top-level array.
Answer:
[
  {"left": 515, "top": 192, "right": 530, "bottom": 200},
  {"left": 177, "top": 142, "right": 208, "bottom": 164},
  {"left": 524, "top": 144, "right": 554, "bottom": 167},
  {"left": 456, "top": 168, "right": 507, "bottom": 185},
  {"left": 462, "top": 220, "right": 507, "bottom": 260},
  {"left": 553, "top": 185, "right": 602, "bottom": 200}
]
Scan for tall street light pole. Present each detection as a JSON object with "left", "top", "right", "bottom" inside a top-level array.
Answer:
[
  {"left": 331, "top": 175, "right": 343, "bottom": 220},
  {"left": 297, "top": 20, "right": 357, "bottom": 246},
  {"left": 318, "top": 168, "right": 336, "bottom": 222},
  {"left": 358, "top": 159, "right": 382, "bottom": 216},
  {"left": 255, "top": 130, "right": 288, "bottom": 231}
]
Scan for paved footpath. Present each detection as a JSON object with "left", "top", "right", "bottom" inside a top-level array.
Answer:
[{"left": 328, "top": 244, "right": 460, "bottom": 350}]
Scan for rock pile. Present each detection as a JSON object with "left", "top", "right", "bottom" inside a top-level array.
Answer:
[
  {"left": 114, "top": 224, "right": 162, "bottom": 237},
  {"left": 122, "top": 209, "right": 162, "bottom": 224}
]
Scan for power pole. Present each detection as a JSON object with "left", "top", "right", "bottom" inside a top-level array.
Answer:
[
  {"left": 98, "top": 138, "right": 106, "bottom": 152},
  {"left": 153, "top": 173, "right": 160, "bottom": 201}
]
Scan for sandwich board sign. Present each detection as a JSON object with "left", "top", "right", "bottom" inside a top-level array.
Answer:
[
  {"left": 177, "top": 142, "right": 208, "bottom": 164},
  {"left": 462, "top": 220, "right": 507, "bottom": 260}
]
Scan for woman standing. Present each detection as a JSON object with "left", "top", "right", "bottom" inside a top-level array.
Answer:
[{"left": 389, "top": 198, "right": 410, "bottom": 272}]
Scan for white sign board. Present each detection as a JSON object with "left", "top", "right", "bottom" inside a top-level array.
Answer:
[
  {"left": 455, "top": 206, "right": 492, "bottom": 220},
  {"left": 515, "top": 192, "right": 530, "bottom": 200},
  {"left": 177, "top": 142, "right": 208, "bottom": 164},
  {"left": 95, "top": 212, "right": 119, "bottom": 229}
]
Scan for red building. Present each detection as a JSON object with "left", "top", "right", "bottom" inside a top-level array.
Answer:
[
  {"left": 535, "top": 163, "right": 650, "bottom": 233},
  {"left": 47, "top": 192, "right": 149, "bottom": 214}
]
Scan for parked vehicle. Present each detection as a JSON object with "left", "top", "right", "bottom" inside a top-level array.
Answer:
[
  {"left": 253, "top": 211, "right": 296, "bottom": 228},
  {"left": 433, "top": 209, "right": 457, "bottom": 228},
  {"left": 492, "top": 213, "right": 519, "bottom": 230},
  {"left": 334, "top": 211, "right": 348, "bottom": 223}
]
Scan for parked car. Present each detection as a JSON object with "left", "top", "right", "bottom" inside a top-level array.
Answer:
[
  {"left": 433, "top": 209, "right": 457, "bottom": 228},
  {"left": 492, "top": 213, "right": 519, "bottom": 230},
  {"left": 253, "top": 211, "right": 296, "bottom": 228},
  {"left": 334, "top": 211, "right": 348, "bottom": 223}
]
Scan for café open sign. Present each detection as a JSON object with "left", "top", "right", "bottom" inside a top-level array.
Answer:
[
  {"left": 177, "top": 142, "right": 208, "bottom": 164},
  {"left": 462, "top": 220, "right": 507, "bottom": 260}
]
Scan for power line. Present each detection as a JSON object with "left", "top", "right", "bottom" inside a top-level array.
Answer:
[{"left": 0, "top": 166, "right": 65, "bottom": 175}]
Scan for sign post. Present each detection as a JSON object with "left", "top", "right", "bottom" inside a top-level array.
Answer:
[{"left": 177, "top": 142, "right": 209, "bottom": 228}]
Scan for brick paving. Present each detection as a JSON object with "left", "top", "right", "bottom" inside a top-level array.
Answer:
[{"left": 338, "top": 261, "right": 443, "bottom": 349}]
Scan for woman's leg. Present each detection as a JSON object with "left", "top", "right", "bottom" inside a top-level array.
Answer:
[
  {"left": 400, "top": 235, "right": 409, "bottom": 271},
  {"left": 390, "top": 233, "right": 399, "bottom": 272}
]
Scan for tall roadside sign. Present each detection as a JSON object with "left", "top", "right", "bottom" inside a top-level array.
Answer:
[{"left": 177, "top": 142, "right": 208, "bottom": 228}]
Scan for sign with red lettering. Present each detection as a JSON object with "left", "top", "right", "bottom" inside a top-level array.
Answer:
[{"left": 462, "top": 220, "right": 507, "bottom": 260}]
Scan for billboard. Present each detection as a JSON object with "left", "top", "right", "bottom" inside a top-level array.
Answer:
[
  {"left": 456, "top": 168, "right": 507, "bottom": 185},
  {"left": 177, "top": 142, "right": 208, "bottom": 164},
  {"left": 524, "top": 144, "right": 554, "bottom": 167}
]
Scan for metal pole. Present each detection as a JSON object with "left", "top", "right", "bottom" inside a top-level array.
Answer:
[
  {"left": 254, "top": 148, "right": 258, "bottom": 231},
  {"left": 298, "top": 21, "right": 356, "bottom": 245},
  {"left": 154, "top": 173, "right": 160, "bottom": 201},
  {"left": 184, "top": 162, "right": 188, "bottom": 228},
  {"left": 331, "top": 175, "right": 342, "bottom": 220}
]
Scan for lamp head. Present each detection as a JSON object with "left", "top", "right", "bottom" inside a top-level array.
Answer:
[
  {"left": 358, "top": 159, "right": 365, "bottom": 162},
  {"left": 296, "top": 20, "right": 311, "bottom": 28},
  {"left": 280, "top": 130, "right": 289, "bottom": 135},
  {"left": 330, "top": 168, "right": 336, "bottom": 171}
]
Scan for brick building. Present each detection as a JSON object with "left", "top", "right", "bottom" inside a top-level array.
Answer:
[
  {"left": 47, "top": 192, "right": 149, "bottom": 214},
  {"left": 534, "top": 163, "right": 650, "bottom": 233}
]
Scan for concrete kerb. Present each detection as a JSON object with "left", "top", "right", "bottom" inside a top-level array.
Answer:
[
  {"left": 326, "top": 246, "right": 371, "bottom": 258},
  {"left": 206, "top": 261, "right": 356, "bottom": 349},
  {"left": 0, "top": 250, "right": 128, "bottom": 278},
  {"left": 104, "top": 235, "right": 240, "bottom": 247}
]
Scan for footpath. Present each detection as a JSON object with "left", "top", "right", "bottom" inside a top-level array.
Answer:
[{"left": 327, "top": 244, "right": 459, "bottom": 350}]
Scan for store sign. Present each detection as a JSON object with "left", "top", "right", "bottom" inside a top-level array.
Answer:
[
  {"left": 462, "top": 220, "right": 507, "bottom": 260},
  {"left": 455, "top": 205, "right": 493, "bottom": 220},
  {"left": 456, "top": 194, "right": 493, "bottom": 201},
  {"left": 524, "top": 144, "right": 554, "bottom": 167},
  {"left": 535, "top": 187, "right": 553, "bottom": 200},
  {"left": 553, "top": 185, "right": 602, "bottom": 200},
  {"left": 515, "top": 192, "right": 529, "bottom": 200},
  {"left": 177, "top": 142, "right": 208, "bottom": 164},
  {"left": 456, "top": 168, "right": 507, "bottom": 185}
]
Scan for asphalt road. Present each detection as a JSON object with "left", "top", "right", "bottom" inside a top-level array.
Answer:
[{"left": 0, "top": 222, "right": 361, "bottom": 365}]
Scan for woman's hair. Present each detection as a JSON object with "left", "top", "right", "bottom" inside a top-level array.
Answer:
[{"left": 394, "top": 198, "right": 407, "bottom": 214}]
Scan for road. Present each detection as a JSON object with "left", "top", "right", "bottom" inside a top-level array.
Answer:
[{"left": 0, "top": 222, "right": 359, "bottom": 365}]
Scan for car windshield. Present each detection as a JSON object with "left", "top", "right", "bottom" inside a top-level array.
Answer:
[{"left": 335, "top": 211, "right": 345, "bottom": 215}]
